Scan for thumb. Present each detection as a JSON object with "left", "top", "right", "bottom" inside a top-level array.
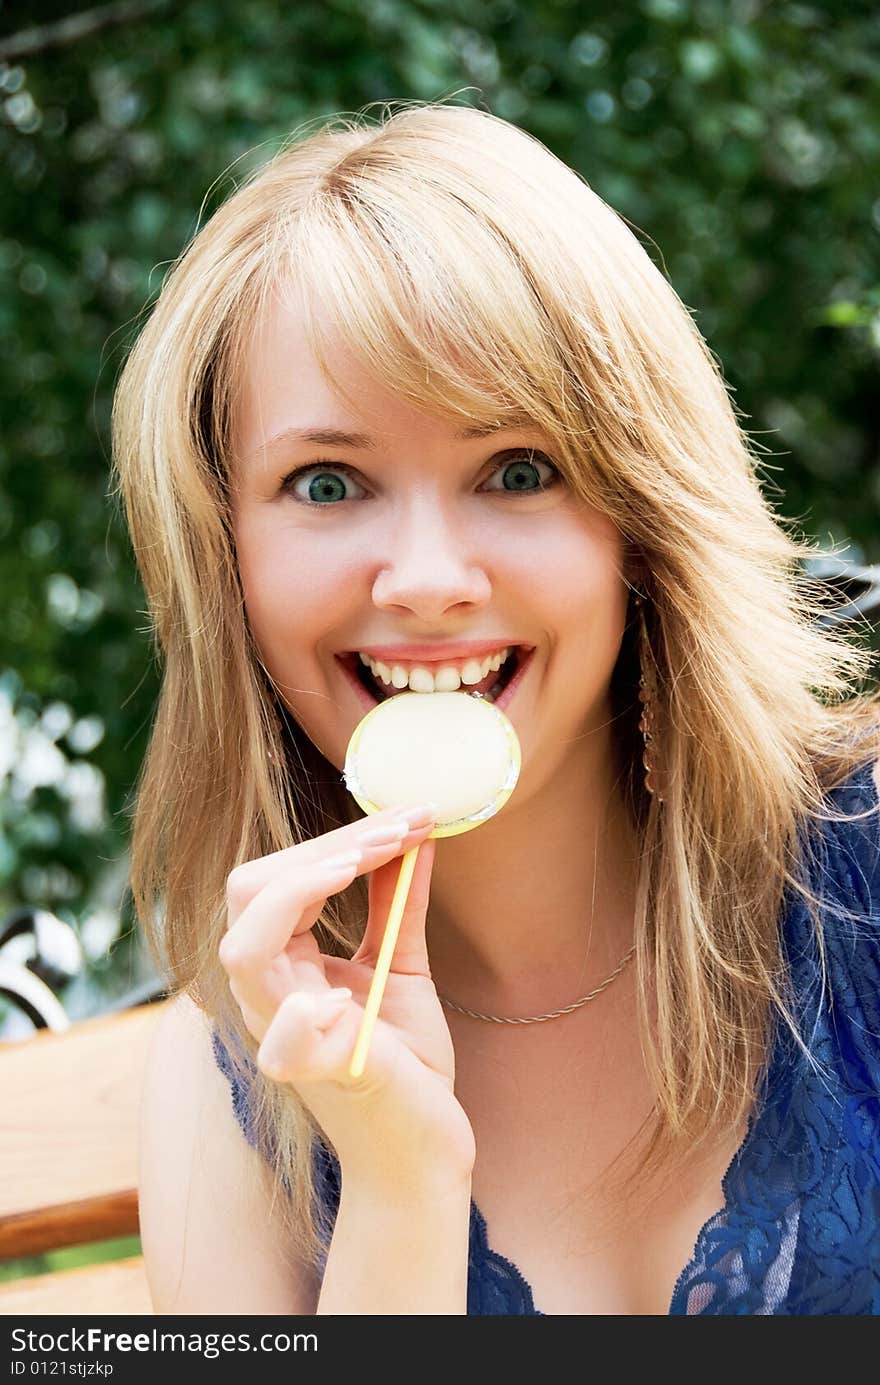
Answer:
[{"left": 352, "top": 836, "right": 437, "bottom": 977}]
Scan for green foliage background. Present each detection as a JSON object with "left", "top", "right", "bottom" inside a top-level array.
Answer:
[{"left": 1, "top": 0, "right": 878, "bottom": 1015}]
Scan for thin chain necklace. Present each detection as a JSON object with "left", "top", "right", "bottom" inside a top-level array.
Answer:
[{"left": 437, "top": 941, "right": 637, "bottom": 1024}]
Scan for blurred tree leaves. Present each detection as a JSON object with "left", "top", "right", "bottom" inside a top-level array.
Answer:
[{"left": 0, "top": 0, "right": 878, "bottom": 986}]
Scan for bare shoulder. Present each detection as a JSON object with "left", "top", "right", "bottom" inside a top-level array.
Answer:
[{"left": 138, "top": 991, "right": 320, "bottom": 1314}]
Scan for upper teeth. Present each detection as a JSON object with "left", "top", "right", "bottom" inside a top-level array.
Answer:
[{"left": 359, "top": 647, "right": 513, "bottom": 694}]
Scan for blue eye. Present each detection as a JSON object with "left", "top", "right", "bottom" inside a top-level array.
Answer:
[
  {"left": 483, "top": 451, "right": 558, "bottom": 495},
  {"left": 282, "top": 465, "right": 365, "bottom": 509},
  {"left": 280, "top": 450, "right": 560, "bottom": 508}
]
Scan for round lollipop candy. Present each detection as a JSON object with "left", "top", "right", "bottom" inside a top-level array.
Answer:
[{"left": 344, "top": 690, "right": 521, "bottom": 1076}]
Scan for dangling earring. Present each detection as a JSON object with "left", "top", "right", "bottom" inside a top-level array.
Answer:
[{"left": 634, "top": 591, "right": 664, "bottom": 804}]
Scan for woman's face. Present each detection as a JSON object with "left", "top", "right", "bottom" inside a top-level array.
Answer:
[{"left": 230, "top": 294, "right": 630, "bottom": 800}]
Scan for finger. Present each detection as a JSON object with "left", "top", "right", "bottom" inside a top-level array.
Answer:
[
  {"left": 224, "top": 830, "right": 428, "bottom": 1025},
  {"left": 256, "top": 986, "right": 413, "bottom": 1095},
  {"left": 221, "top": 820, "right": 435, "bottom": 974},
  {"left": 352, "top": 835, "right": 437, "bottom": 977},
  {"left": 256, "top": 987, "right": 357, "bottom": 1084},
  {"left": 229, "top": 920, "right": 347, "bottom": 1037},
  {"left": 220, "top": 852, "right": 361, "bottom": 976},
  {"left": 226, "top": 803, "right": 438, "bottom": 918},
  {"left": 237, "top": 995, "right": 271, "bottom": 1045}
]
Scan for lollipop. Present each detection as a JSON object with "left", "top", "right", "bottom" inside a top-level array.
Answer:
[{"left": 344, "top": 690, "right": 521, "bottom": 1077}]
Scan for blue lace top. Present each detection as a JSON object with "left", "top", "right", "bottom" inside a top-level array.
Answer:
[{"left": 212, "top": 753, "right": 880, "bottom": 1314}]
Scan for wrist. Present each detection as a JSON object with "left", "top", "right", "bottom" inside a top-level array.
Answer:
[
  {"left": 340, "top": 1161, "right": 474, "bottom": 1208},
  {"left": 318, "top": 1165, "right": 472, "bottom": 1314}
]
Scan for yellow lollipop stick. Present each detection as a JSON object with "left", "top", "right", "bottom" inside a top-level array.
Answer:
[
  {"left": 342, "top": 688, "right": 521, "bottom": 1081},
  {"left": 348, "top": 843, "right": 421, "bottom": 1079}
]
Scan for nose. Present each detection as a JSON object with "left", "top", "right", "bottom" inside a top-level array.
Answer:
[{"left": 370, "top": 496, "right": 492, "bottom": 618}]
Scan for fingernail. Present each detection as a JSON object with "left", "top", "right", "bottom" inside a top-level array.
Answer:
[
  {"left": 400, "top": 802, "right": 440, "bottom": 826},
  {"left": 325, "top": 987, "right": 352, "bottom": 1003}
]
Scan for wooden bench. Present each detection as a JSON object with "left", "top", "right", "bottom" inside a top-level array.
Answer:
[{"left": 0, "top": 1000, "right": 168, "bottom": 1315}]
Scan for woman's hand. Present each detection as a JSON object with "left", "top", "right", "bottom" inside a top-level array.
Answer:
[{"left": 218, "top": 804, "right": 476, "bottom": 1195}]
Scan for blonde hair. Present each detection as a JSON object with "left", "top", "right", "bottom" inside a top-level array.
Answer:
[{"left": 110, "top": 98, "right": 880, "bottom": 1276}]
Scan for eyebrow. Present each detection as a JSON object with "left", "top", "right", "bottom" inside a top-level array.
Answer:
[{"left": 248, "top": 421, "right": 517, "bottom": 459}]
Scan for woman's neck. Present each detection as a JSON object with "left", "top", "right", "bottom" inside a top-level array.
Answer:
[{"left": 424, "top": 735, "right": 640, "bottom": 1017}]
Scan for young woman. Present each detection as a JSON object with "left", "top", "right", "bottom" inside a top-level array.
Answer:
[{"left": 118, "top": 101, "right": 880, "bottom": 1314}]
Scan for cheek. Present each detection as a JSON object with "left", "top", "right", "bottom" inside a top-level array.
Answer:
[
  {"left": 235, "top": 524, "right": 357, "bottom": 657},
  {"left": 514, "top": 513, "right": 625, "bottom": 626},
  {"left": 535, "top": 520, "right": 629, "bottom": 699}
]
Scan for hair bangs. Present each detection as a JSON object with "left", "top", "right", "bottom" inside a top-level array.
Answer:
[{"left": 267, "top": 164, "right": 608, "bottom": 510}]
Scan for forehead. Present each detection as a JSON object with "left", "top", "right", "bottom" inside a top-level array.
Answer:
[{"left": 236, "top": 293, "right": 362, "bottom": 430}]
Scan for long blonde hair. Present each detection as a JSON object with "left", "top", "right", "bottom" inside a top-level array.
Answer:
[{"left": 110, "top": 98, "right": 880, "bottom": 1276}]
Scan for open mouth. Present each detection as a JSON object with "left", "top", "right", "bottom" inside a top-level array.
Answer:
[{"left": 338, "top": 646, "right": 533, "bottom": 711}]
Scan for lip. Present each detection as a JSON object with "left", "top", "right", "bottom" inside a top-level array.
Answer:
[
  {"left": 336, "top": 646, "right": 535, "bottom": 714},
  {"left": 348, "top": 640, "right": 531, "bottom": 667},
  {"left": 492, "top": 644, "right": 533, "bottom": 713}
]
